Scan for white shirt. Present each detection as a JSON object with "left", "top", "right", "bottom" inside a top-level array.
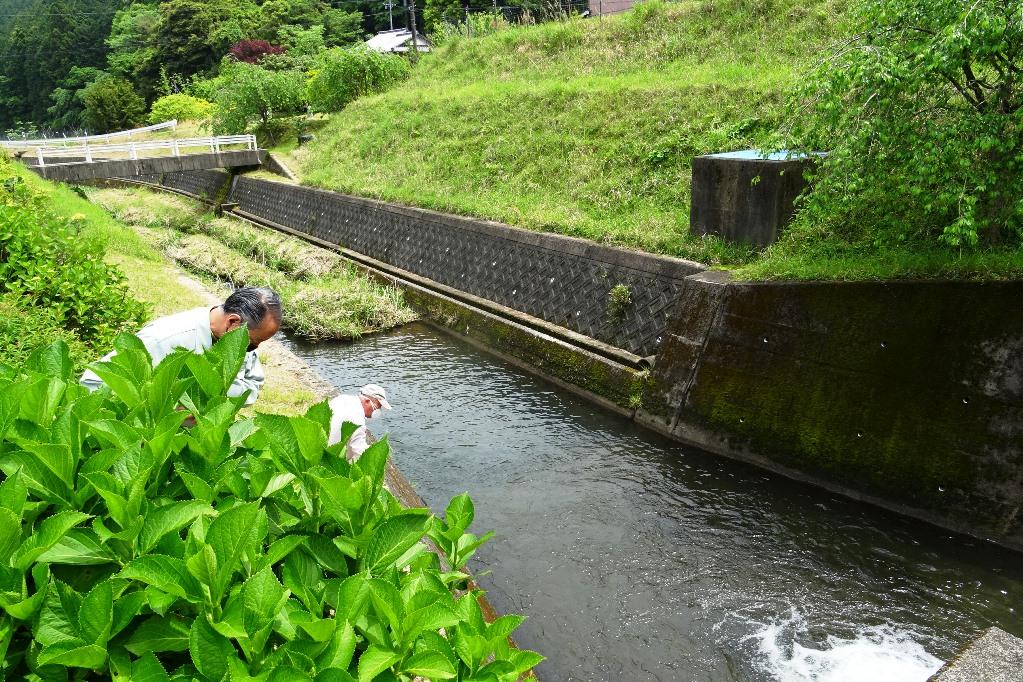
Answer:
[
  {"left": 79, "top": 306, "right": 265, "bottom": 405},
  {"left": 327, "top": 394, "right": 370, "bottom": 459}
]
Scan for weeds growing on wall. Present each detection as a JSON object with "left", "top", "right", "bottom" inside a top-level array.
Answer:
[{"left": 0, "top": 331, "right": 542, "bottom": 679}]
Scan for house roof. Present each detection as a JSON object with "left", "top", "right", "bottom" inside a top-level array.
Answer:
[{"left": 365, "top": 29, "right": 430, "bottom": 53}]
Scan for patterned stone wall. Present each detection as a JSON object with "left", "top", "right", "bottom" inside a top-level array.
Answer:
[
  {"left": 161, "top": 170, "right": 230, "bottom": 201},
  {"left": 229, "top": 177, "right": 704, "bottom": 357}
]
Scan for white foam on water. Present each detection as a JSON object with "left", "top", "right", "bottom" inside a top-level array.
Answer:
[{"left": 746, "top": 609, "right": 945, "bottom": 682}]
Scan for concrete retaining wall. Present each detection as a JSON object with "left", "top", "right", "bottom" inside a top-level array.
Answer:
[
  {"left": 638, "top": 273, "right": 1023, "bottom": 547},
  {"left": 228, "top": 177, "right": 704, "bottom": 357}
]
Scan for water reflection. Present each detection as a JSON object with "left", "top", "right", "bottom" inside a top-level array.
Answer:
[{"left": 284, "top": 323, "right": 1023, "bottom": 682}]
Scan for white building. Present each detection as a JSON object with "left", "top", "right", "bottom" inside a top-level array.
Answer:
[{"left": 365, "top": 29, "right": 430, "bottom": 54}]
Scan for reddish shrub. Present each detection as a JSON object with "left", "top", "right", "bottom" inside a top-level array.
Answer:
[{"left": 228, "top": 39, "right": 286, "bottom": 64}]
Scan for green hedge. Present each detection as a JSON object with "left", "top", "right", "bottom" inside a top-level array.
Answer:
[{"left": 0, "top": 331, "right": 542, "bottom": 680}]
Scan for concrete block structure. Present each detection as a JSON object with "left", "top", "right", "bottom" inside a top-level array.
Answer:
[{"left": 690, "top": 150, "right": 816, "bottom": 246}]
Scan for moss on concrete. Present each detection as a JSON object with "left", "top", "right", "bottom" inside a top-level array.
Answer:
[{"left": 647, "top": 276, "right": 1023, "bottom": 545}]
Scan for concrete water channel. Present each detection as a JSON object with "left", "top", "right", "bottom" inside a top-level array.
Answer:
[{"left": 283, "top": 322, "right": 1023, "bottom": 682}]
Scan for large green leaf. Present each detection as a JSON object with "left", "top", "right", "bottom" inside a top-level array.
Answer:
[
  {"left": 190, "top": 614, "right": 234, "bottom": 681},
  {"left": 85, "top": 420, "right": 143, "bottom": 451},
  {"left": 256, "top": 414, "right": 325, "bottom": 474},
  {"left": 18, "top": 376, "right": 66, "bottom": 426},
  {"left": 36, "top": 529, "right": 116, "bottom": 566},
  {"left": 119, "top": 555, "right": 203, "bottom": 603},
  {"left": 487, "top": 614, "right": 526, "bottom": 641},
  {"left": 282, "top": 550, "right": 322, "bottom": 613},
  {"left": 332, "top": 574, "right": 370, "bottom": 624},
  {"left": 25, "top": 340, "right": 73, "bottom": 382},
  {"left": 131, "top": 651, "right": 172, "bottom": 682},
  {"left": 14, "top": 510, "right": 91, "bottom": 570},
  {"left": 0, "top": 468, "right": 28, "bottom": 518},
  {"left": 185, "top": 543, "right": 218, "bottom": 593},
  {"left": 124, "top": 615, "right": 192, "bottom": 655},
  {"left": 78, "top": 579, "right": 113, "bottom": 645},
  {"left": 188, "top": 400, "right": 240, "bottom": 463},
  {"left": 18, "top": 441, "right": 75, "bottom": 490},
  {"left": 0, "top": 382, "right": 22, "bottom": 441},
  {"left": 316, "top": 620, "right": 356, "bottom": 671},
  {"left": 138, "top": 501, "right": 213, "bottom": 554},
  {"left": 36, "top": 639, "right": 107, "bottom": 669},
  {"left": 35, "top": 580, "right": 81, "bottom": 646},
  {"left": 208, "top": 327, "right": 249, "bottom": 390},
  {"left": 0, "top": 508, "right": 22, "bottom": 565},
  {"left": 361, "top": 515, "right": 430, "bottom": 575},
  {"left": 0, "top": 456, "right": 62, "bottom": 507},
  {"left": 206, "top": 502, "right": 265, "bottom": 601},
  {"left": 356, "top": 644, "right": 400, "bottom": 682},
  {"left": 402, "top": 651, "right": 456, "bottom": 680},
  {"left": 242, "top": 567, "right": 288, "bottom": 637},
  {"left": 111, "top": 590, "right": 146, "bottom": 639},
  {"left": 352, "top": 438, "right": 389, "bottom": 493},
  {"left": 367, "top": 578, "right": 402, "bottom": 640},
  {"left": 402, "top": 602, "right": 461, "bottom": 647},
  {"left": 444, "top": 493, "right": 475, "bottom": 538},
  {"left": 145, "top": 351, "right": 192, "bottom": 423}
]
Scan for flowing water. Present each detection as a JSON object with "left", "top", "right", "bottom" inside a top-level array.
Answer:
[{"left": 282, "top": 323, "right": 1023, "bottom": 682}]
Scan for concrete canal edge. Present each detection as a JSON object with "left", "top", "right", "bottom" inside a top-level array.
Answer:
[
  {"left": 93, "top": 169, "right": 1023, "bottom": 554},
  {"left": 927, "top": 627, "right": 1023, "bottom": 681}
]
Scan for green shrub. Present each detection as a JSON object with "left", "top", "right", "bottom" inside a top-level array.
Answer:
[
  {"left": 306, "top": 48, "right": 411, "bottom": 114},
  {"left": 0, "top": 293, "right": 89, "bottom": 369},
  {"left": 0, "top": 171, "right": 147, "bottom": 349},
  {"left": 148, "top": 93, "right": 215, "bottom": 124},
  {"left": 0, "top": 333, "right": 543, "bottom": 679}
]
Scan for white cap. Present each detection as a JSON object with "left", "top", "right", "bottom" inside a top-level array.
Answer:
[{"left": 359, "top": 384, "right": 392, "bottom": 410}]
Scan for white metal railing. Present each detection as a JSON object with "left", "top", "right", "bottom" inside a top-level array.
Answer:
[
  {"left": 1, "top": 120, "right": 179, "bottom": 149},
  {"left": 32, "top": 135, "right": 258, "bottom": 167}
]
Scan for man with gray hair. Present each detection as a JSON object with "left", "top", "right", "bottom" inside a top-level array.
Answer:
[{"left": 81, "top": 287, "right": 282, "bottom": 406}]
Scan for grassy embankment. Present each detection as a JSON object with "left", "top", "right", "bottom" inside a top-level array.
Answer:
[
  {"left": 286, "top": 0, "right": 1023, "bottom": 280},
  {"left": 290, "top": 0, "right": 837, "bottom": 266}
]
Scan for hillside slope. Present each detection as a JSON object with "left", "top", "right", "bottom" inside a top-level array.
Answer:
[{"left": 294, "top": 0, "right": 845, "bottom": 263}]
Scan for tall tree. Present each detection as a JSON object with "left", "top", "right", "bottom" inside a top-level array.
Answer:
[{"left": 153, "top": 0, "right": 259, "bottom": 78}]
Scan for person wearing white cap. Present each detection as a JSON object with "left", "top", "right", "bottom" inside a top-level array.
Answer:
[{"left": 327, "top": 384, "right": 392, "bottom": 461}]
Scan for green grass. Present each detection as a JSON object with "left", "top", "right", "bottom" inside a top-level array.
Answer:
[
  {"left": 292, "top": 0, "right": 1023, "bottom": 280},
  {"left": 733, "top": 241, "right": 1023, "bottom": 281},
  {"left": 295, "top": 0, "right": 843, "bottom": 265},
  {"left": 90, "top": 187, "right": 417, "bottom": 339}
]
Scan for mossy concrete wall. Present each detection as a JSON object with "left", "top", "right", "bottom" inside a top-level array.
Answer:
[{"left": 639, "top": 272, "right": 1023, "bottom": 548}]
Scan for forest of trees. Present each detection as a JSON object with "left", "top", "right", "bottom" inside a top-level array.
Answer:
[{"left": 0, "top": 0, "right": 561, "bottom": 135}]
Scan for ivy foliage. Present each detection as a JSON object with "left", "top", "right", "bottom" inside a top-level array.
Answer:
[
  {"left": 787, "top": 0, "right": 1023, "bottom": 248},
  {"left": 0, "top": 331, "right": 543, "bottom": 680}
]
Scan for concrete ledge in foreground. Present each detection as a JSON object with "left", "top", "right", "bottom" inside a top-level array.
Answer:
[{"left": 928, "top": 627, "right": 1023, "bottom": 681}]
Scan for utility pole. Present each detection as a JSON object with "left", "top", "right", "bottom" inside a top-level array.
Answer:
[
  {"left": 464, "top": 4, "right": 471, "bottom": 37},
  {"left": 406, "top": 0, "right": 420, "bottom": 64},
  {"left": 385, "top": 0, "right": 395, "bottom": 30}
]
